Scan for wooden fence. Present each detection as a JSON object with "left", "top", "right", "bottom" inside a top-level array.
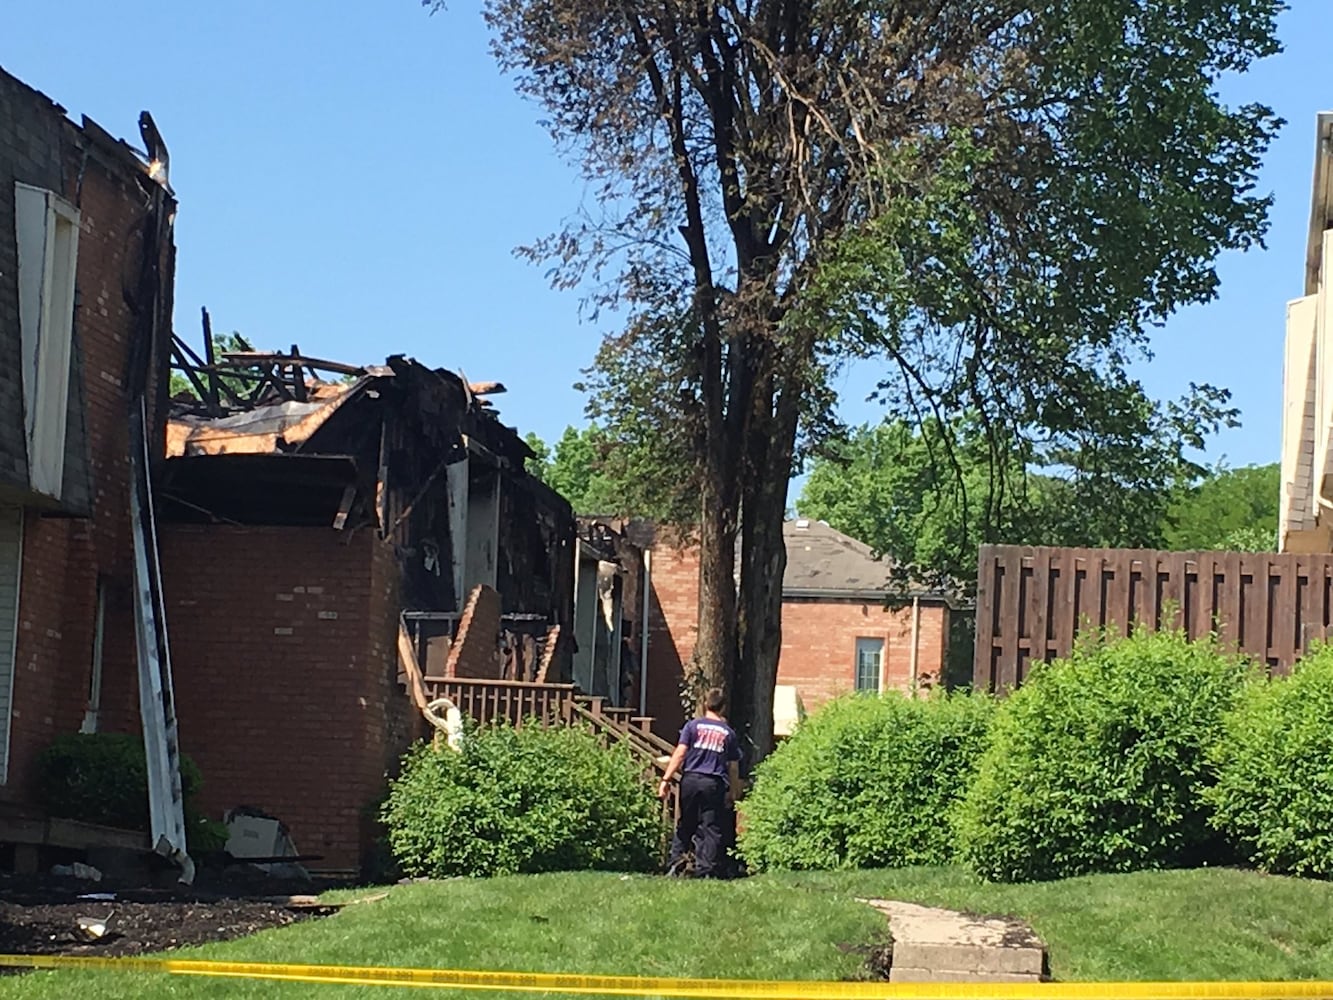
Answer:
[{"left": 974, "top": 545, "right": 1333, "bottom": 693}]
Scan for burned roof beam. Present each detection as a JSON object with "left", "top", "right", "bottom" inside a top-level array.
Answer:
[{"left": 220, "top": 351, "right": 365, "bottom": 378}]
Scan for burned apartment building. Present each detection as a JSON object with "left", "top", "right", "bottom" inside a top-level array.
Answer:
[
  {"left": 0, "top": 67, "right": 189, "bottom": 867},
  {"left": 157, "top": 347, "right": 576, "bottom": 872}
]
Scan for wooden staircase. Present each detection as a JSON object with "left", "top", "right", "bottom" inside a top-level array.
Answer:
[{"left": 397, "top": 621, "right": 679, "bottom": 817}]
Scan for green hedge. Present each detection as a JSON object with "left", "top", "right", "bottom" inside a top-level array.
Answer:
[
  {"left": 1205, "top": 644, "right": 1333, "bottom": 876},
  {"left": 36, "top": 732, "right": 228, "bottom": 852},
  {"left": 738, "top": 691, "right": 993, "bottom": 872},
  {"left": 959, "top": 628, "right": 1249, "bottom": 882},
  {"left": 382, "top": 724, "right": 664, "bottom": 878}
]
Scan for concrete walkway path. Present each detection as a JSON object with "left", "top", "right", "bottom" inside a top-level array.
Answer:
[{"left": 858, "top": 898, "right": 1047, "bottom": 983}]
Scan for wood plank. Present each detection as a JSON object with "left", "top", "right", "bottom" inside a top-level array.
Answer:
[
  {"left": 1130, "top": 552, "right": 1152, "bottom": 629},
  {"left": 1273, "top": 556, "right": 1299, "bottom": 670},
  {"left": 1159, "top": 552, "right": 1185, "bottom": 631},
  {"left": 973, "top": 546, "right": 999, "bottom": 690},
  {"left": 1215, "top": 552, "right": 1242, "bottom": 649},
  {"left": 1241, "top": 553, "right": 1269, "bottom": 660},
  {"left": 1296, "top": 556, "right": 1320, "bottom": 656},
  {"left": 1024, "top": 549, "right": 1050, "bottom": 664},
  {"left": 1199, "top": 552, "right": 1222, "bottom": 640},
  {"left": 1104, "top": 551, "right": 1131, "bottom": 637},
  {"left": 1053, "top": 552, "right": 1078, "bottom": 659},
  {"left": 996, "top": 550, "right": 1023, "bottom": 693}
]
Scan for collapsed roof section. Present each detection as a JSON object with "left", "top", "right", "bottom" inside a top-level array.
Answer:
[{"left": 160, "top": 344, "right": 535, "bottom": 529}]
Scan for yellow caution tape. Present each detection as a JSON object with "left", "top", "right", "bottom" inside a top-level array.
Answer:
[{"left": 1, "top": 955, "right": 1333, "bottom": 999}]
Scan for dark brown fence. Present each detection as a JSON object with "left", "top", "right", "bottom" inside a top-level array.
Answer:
[{"left": 974, "top": 545, "right": 1333, "bottom": 693}]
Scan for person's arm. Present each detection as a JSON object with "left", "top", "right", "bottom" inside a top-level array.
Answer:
[
  {"left": 658, "top": 744, "right": 687, "bottom": 799},
  {"left": 726, "top": 759, "right": 741, "bottom": 806}
]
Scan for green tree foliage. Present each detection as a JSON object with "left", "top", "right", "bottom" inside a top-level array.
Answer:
[
  {"left": 523, "top": 432, "right": 550, "bottom": 482},
  {"left": 739, "top": 691, "right": 993, "bottom": 872},
  {"left": 525, "top": 424, "right": 690, "bottom": 520},
  {"left": 1206, "top": 645, "right": 1333, "bottom": 876},
  {"left": 798, "top": 419, "right": 1256, "bottom": 593},
  {"left": 382, "top": 725, "right": 663, "bottom": 878},
  {"left": 1164, "top": 464, "right": 1279, "bottom": 551},
  {"left": 959, "top": 629, "right": 1250, "bottom": 883},
  {"left": 798, "top": 419, "right": 1031, "bottom": 592},
  {"left": 459, "top": 0, "right": 1282, "bottom": 761},
  {"left": 541, "top": 425, "right": 621, "bottom": 514}
]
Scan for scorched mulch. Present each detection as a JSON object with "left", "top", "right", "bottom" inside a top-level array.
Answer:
[{"left": 0, "top": 875, "right": 340, "bottom": 959}]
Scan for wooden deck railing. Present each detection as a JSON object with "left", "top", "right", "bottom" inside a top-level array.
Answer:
[
  {"left": 398, "top": 618, "right": 679, "bottom": 826},
  {"left": 421, "top": 676, "right": 577, "bottom": 728}
]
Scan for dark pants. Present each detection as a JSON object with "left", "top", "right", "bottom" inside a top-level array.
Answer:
[{"left": 669, "top": 772, "right": 726, "bottom": 877}]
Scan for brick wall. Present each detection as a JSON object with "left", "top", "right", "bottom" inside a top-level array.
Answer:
[
  {"left": 1, "top": 69, "right": 175, "bottom": 805},
  {"left": 779, "top": 598, "right": 950, "bottom": 712},
  {"left": 162, "top": 525, "right": 409, "bottom": 873},
  {"left": 642, "top": 532, "right": 953, "bottom": 733},
  {"left": 642, "top": 536, "right": 699, "bottom": 740},
  {"left": 446, "top": 585, "right": 501, "bottom": 679}
]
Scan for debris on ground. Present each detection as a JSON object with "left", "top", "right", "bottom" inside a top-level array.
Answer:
[{"left": 0, "top": 868, "right": 352, "bottom": 960}]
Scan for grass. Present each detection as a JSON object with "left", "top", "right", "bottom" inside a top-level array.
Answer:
[{"left": 6, "top": 867, "right": 1333, "bottom": 998}]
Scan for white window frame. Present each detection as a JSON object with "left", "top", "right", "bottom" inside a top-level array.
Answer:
[
  {"left": 15, "top": 182, "right": 80, "bottom": 500},
  {"left": 854, "top": 636, "right": 883, "bottom": 693}
]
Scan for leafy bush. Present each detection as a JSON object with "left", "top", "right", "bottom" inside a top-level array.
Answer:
[
  {"left": 36, "top": 732, "right": 223, "bottom": 852},
  {"left": 738, "top": 691, "right": 994, "bottom": 872},
  {"left": 382, "top": 724, "right": 663, "bottom": 878},
  {"left": 959, "top": 628, "right": 1250, "bottom": 883},
  {"left": 1205, "top": 644, "right": 1333, "bottom": 876}
]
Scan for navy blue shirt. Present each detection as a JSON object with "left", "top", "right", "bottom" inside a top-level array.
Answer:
[{"left": 677, "top": 717, "right": 740, "bottom": 779}]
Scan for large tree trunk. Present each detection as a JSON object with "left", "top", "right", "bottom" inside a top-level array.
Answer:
[
  {"left": 734, "top": 377, "right": 802, "bottom": 765},
  {"left": 693, "top": 461, "right": 738, "bottom": 712}
]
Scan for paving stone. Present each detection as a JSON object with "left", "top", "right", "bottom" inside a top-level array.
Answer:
[
  {"left": 858, "top": 898, "right": 1047, "bottom": 983},
  {"left": 892, "top": 942, "right": 1044, "bottom": 976},
  {"left": 889, "top": 968, "right": 1042, "bottom": 983}
]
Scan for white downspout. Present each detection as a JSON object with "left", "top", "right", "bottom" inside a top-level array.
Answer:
[
  {"left": 909, "top": 596, "right": 921, "bottom": 696},
  {"left": 639, "top": 549, "right": 652, "bottom": 717}
]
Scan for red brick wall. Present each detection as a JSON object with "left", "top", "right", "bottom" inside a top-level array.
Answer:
[
  {"left": 642, "top": 537, "right": 700, "bottom": 741},
  {"left": 446, "top": 585, "right": 501, "bottom": 679},
  {"left": 162, "top": 525, "right": 407, "bottom": 873},
  {"left": 4, "top": 117, "right": 174, "bottom": 804},
  {"left": 642, "top": 534, "right": 952, "bottom": 733},
  {"left": 778, "top": 598, "right": 950, "bottom": 712}
]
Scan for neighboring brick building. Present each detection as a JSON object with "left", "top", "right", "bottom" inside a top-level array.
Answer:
[
  {"left": 637, "top": 519, "right": 952, "bottom": 740},
  {"left": 778, "top": 519, "right": 951, "bottom": 707},
  {"left": 0, "top": 68, "right": 176, "bottom": 838}
]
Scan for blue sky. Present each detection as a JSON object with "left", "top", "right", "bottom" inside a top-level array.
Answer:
[{"left": 4, "top": 1, "right": 1329, "bottom": 473}]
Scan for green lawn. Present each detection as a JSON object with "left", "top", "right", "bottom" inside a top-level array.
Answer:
[{"left": 5, "top": 867, "right": 1333, "bottom": 998}]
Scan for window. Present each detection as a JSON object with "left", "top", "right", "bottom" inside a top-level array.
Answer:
[
  {"left": 15, "top": 182, "right": 80, "bottom": 500},
  {"left": 854, "top": 637, "right": 883, "bottom": 693},
  {"left": 80, "top": 577, "right": 108, "bottom": 734}
]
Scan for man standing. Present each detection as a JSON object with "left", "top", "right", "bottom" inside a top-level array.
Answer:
[{"left": 658, "top": 687, "right": 742, "bottom": 878}]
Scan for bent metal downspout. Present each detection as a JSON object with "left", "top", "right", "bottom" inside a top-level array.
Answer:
[{"left": 639, "top": 549, "right": 652, "bottom": 717}]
